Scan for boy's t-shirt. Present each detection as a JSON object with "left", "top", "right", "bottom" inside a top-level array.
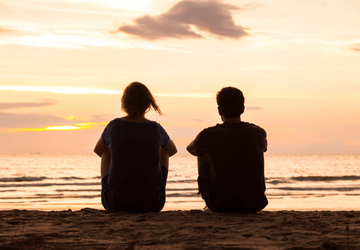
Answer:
[{"left": 194, "top": 121, "right": 268, "bottom": 211}]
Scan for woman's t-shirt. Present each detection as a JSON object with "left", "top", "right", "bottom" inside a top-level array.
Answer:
[{"left": 102, "top": 118, "right": 169, "bottom": 195}]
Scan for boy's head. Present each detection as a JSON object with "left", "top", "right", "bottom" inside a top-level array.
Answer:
[
  {"left": 121, "top": 81, "right": 161, "bottom": 117},
  {"left": 216, "top": 87, "right": 245, "bottom": 118}
]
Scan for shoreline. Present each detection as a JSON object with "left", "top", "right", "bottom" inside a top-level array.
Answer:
[
  {"left": 2, "top": 194, "right": 360, "bottom": 212},
  {"left": 1, "top": 209, "right": 360, "bottom": 249}
]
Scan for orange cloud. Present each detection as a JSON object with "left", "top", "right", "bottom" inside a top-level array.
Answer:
[
  {"left": 351, "top": 44, "right": 360, "bottom": 52},
  {"left": 0, "top": 85, "right": 121, "bottom": 95},
  {"left": 7, "top": 122, "right": 108, "bottom": 132},
  {"left": 0, "top": 100, "right": 57, "bottom": 110},
  {"left": 0, "top": 27, "right": 18, "bottom": 34}
]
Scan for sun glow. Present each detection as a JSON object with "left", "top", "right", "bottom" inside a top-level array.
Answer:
[
  {"left": 8, "top": 122, "right": 108, "bottom": 132},
  {"left": 66, "top": 116, "right": 83, "bottom": 121},
  {"left": 5, "top": 121, "right": 209, "bottom": 132},
  {"left": 254, "top": 42, "right": 264, "bottom": 48}
]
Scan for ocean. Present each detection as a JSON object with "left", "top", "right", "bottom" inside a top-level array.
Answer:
[{"left": 1, "top": 153, "right": 360, "bottom": 211}]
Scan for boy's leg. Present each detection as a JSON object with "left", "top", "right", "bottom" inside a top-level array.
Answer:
[
  {"left": 160, "top": 147, "right": 169, "bottom": 169},
  {"left": 100, "top": 147, "right": 111, "bottom": 179},
  {"left": 197, "top": 153, "right": 210, "bottom": 174},
  {"left": 197, "top": 153, "right": 216, "bottom": 211}
]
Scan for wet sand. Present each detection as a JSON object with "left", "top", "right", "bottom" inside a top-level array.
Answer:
[{"left": 1, "top": 208, "right": 360, "bottom": 249}]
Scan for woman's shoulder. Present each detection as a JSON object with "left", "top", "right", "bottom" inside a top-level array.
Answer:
[{"left": 118, "top": 116, "right": 157, "bottom": 124}]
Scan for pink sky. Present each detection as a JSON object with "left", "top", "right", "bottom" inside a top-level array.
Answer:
[{"left": 1, "top": 0, "right": 360, "bottom": 154}]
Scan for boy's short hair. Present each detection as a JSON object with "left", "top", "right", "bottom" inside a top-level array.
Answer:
[
  {"left": 216, "top": 87, "right": 245, "bottom": 118},
  {"left": 121, "top": 82, "right": 161, "bottom": 117}
]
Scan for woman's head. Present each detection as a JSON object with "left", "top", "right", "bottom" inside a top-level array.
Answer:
[{"left": 121, "top": 82, "right": 162, "bottom": 117}]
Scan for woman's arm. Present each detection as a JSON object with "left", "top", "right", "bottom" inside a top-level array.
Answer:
[
  {"left": 164, "top": 138, "right": 177, "bottom": 157},
  {"left": 94, "top": 137, "right": 108, "bottom": 157}
]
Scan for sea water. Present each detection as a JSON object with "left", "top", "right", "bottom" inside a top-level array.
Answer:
[{"left": 1, "top": 154, "right": 360, "bottom": 211}]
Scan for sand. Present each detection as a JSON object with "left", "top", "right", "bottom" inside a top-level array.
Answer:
[{"left": 1, "top": 209, "right": 360, "bottom": 250}]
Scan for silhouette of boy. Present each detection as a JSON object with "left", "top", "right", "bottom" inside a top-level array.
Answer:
[{"left": 187, "top": 87, "right": 268, "bottom": 213}]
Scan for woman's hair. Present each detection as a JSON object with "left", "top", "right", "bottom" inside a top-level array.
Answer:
[
  {"left": 121, "top": 82, "right": 162, "bottom": 117},
  {"left": 216, "top": 87, "right": 245, "bottom": 118}
]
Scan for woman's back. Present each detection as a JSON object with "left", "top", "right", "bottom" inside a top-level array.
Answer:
[
  {"left": 95, "top": 82, "right": 177, "bottom": 213},
  {"left": 103, "top": 119, "right": 169, "bottom": 191}
]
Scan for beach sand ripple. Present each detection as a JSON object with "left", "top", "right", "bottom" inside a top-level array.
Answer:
[{"left": 1, "top": 209, "right": 360, "bottom": 249}]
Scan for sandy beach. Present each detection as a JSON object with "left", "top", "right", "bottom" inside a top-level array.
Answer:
[{"left": 1, "top": 209, "right": 360, "bottom": 250}]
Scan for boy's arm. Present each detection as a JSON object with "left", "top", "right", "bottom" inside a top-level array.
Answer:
[
  {"left": 264, "top": 139, "right": 268, "bottom": 152},
  {"left": 263, "top": 129, "right": 268, "bottom": 152},
  {"left": 186, "top": 140, "right": 198, "bottom": 156}
]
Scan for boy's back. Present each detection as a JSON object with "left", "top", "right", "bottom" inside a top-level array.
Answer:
[
  {"left": 187, "top": 86, "right": 268, "bottom": 213},
  {"left": 194, "top": 121, "right": 268, "bottom": 213}
]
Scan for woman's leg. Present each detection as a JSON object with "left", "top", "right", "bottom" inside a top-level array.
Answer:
[
  {"left": 156, "top": 147, "right": 170, "bottom": 212},
  {"left": 160, "top": 147, "right": 169, "bottom": 169},
  {"left": 100, "top": 147, "right": 111, "bottom": 179}
]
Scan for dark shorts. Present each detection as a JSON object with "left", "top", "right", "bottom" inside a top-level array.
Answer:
[{"left": 101, "top": 166, "right": 168, "bottom": 213}]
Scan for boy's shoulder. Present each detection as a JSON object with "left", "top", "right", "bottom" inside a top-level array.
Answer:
[
  {"left": 203, "top": 122, "right": 264, "bottom": 131},
  {"left": 197, "top": 122, "right": 266, "bottom": 141}
]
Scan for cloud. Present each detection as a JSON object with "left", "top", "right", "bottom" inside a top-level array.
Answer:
[
  {"left": 89, "top": 114, "right": 112, "bottom": 122},
  {"left": 154, "top": 92, "right": 213, "bottom": 98},
  {"left": 0, "top": 28, "right": 17, "bottom": 34},
  {"left": 0, "top": 100, "right": 57, "bottom": 110},
  {"left": 1, "top": 85, "right": 215, "bottom": 98},
  {"left": 115, "top": 0, "right": 248, "bottom": 40},
  {"left": 246, "top": 107, "right": 262, "bottom": 111},
  {"left": 254, "top": 94, "right": 322, "bottom": 99},
  {"left": 0, "top": 85, "right": 122, "bottom": 95},
  {"left": 351, "top": 44, "right": 360, "bottom": 52},
  {"left": 0, "top": 112, "right": 74, "bottom": 128}
]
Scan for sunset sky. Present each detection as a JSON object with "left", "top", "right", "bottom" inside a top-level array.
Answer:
[{"left": 1, "top": 0, "right": 360, "bottom": 154}]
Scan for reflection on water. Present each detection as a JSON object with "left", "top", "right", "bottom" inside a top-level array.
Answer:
[{"left": 1, "top": 154, "right": 360, "bottom": 211}]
